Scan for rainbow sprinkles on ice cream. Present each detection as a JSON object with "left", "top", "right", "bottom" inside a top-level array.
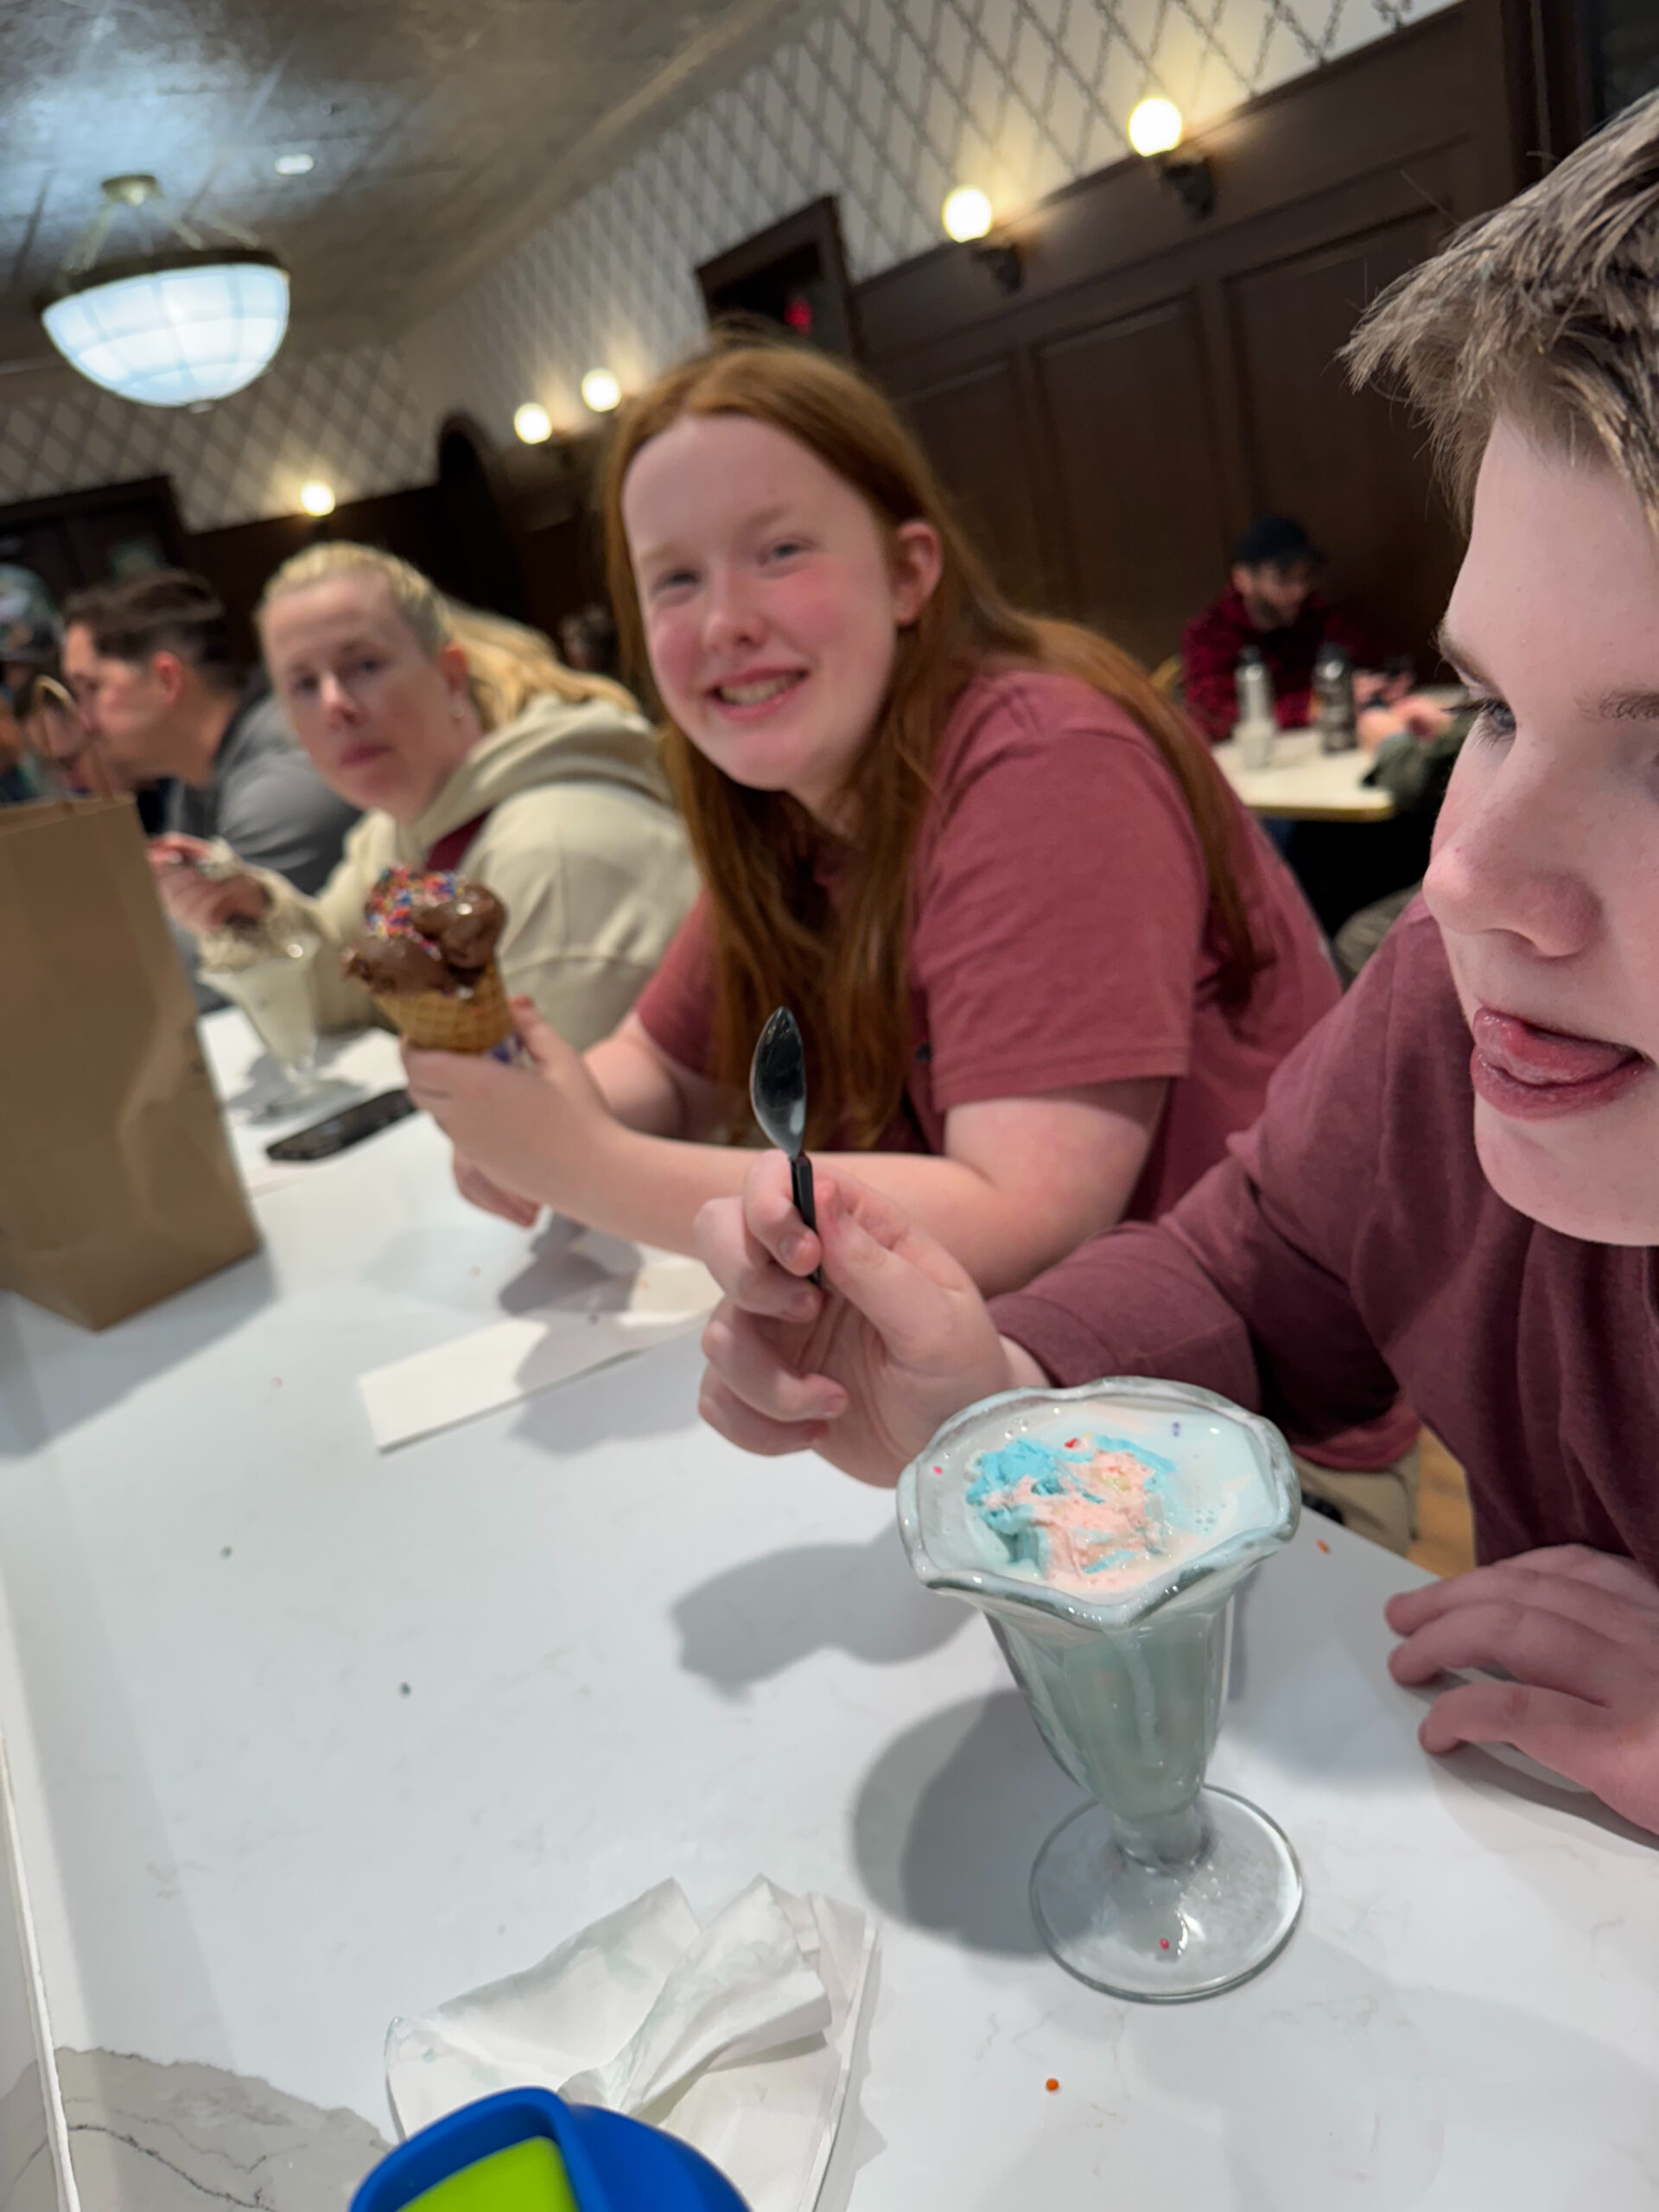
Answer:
[{"left": 344, "top": 865, "right": 516, "bottom": 1055}]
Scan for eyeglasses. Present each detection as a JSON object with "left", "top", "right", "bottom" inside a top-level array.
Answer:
[{"left": 16, "top": 674, "right": 119, "bottom": 797}]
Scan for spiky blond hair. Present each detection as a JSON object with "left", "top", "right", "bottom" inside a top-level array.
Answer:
[{"left": 1345, "top": 89, "right": 1659, "bottom": 527}]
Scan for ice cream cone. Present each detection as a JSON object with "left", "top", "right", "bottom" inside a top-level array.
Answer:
[{"left": 375, "top": 959, "right": 514, "bottom": 1053}]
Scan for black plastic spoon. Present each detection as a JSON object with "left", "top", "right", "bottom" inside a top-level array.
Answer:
[{"left": 749, "top": 1007, "right": 820, "bottom": 1282}]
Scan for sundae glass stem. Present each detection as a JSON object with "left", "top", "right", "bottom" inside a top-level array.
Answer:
[{"left": 1113, "top": 1802, "right": 1205, "bottom": 1872}]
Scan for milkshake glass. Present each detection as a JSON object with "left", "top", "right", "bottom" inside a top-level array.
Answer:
[
  {"left": 207, "top": 931, "right": 327, "bottom": 1116},
  {"left": 897, "top": 1377, "right": 1302, "bottom": 2000}
]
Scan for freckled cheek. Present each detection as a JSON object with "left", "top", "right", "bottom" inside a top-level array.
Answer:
[
  {"left": 644, "top": 613, "right": 702, "bottom": 718},
  {"left": 772, "top": 575, "right": 854, "bottom": 663}
]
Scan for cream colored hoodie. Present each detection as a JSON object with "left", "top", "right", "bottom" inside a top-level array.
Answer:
[{"left": 254, "top": 690, "right": 697, "bottom": 1046}]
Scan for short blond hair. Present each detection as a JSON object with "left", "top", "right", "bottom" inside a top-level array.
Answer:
[
  {"left": 257, "top": 542, "right": 637, "bottom": 732},
  {"left": 1345, "top": 88, "right": 1659, "bottom": 528}
]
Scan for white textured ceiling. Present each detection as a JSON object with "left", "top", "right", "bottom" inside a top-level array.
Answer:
[{"left": 0, "top": 0, "right": 810, "bottom": 381}]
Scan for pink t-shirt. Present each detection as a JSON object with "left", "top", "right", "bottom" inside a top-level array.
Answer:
[{"left": 633, "top": 668, "right": 1339, "bottom": 1222}]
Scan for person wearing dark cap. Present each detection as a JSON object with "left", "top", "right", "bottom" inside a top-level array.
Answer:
[
  {"left": 1179, "top": 516, "right": 1387, "bottom": 744},
  {"left": 61, "top": 570, "right": 359, "bottom": 893}
]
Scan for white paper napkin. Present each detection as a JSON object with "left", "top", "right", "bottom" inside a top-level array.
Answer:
[
  {"left": 385, "top": 1877, "right": 874, "bottom": 2212},
  {"left": 358, "top": 1236, "right": 721, "bottom": 1450}
]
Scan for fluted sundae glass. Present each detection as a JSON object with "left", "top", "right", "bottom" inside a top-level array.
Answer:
[{"left": 897, "top": 1377, "right": 1302, "bottom": 2001}]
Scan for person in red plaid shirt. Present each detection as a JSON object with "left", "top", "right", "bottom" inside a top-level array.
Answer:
[{"left": 1180, "top": 516, "right": 1386, "bottom": 743}]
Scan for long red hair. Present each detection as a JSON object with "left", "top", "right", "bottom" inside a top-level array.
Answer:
[{"left": 601, "top": 335, "right": 1265, "bottom": 1149}]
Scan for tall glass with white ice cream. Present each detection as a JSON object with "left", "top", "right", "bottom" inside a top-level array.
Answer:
[
  {"left": 201, "top": 928, "right": 327, "bottom": 1116},
  {"left": 897, "top": 1377, "right": 1302, "bottom": 1999}
]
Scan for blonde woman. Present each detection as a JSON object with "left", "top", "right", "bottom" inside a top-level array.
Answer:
[{"left": 154, "top": 544, "right": 697, "bottom": 1046}]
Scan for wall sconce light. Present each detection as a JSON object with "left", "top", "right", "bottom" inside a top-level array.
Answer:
[
  {"left": 581, "top": 368, "right": 621, "bottom": 414},
  {"left": 1128, "top": 98, "right": 1215, "bottom": 220},
  {"left": 513, "top": 402, "right": 553, "bottom": 444},
  {"left": 299, "top": 480, "right": 335, "bottom": 517},
  {"left": 941, "top": 188, "right": 1022, "bottom": 293}
]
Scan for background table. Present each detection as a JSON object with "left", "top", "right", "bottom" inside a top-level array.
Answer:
[
  {"left": 1213, "top": 730, "right": 1395, "bottom": 821},
  {"left": 1, "top": 1011, "right": 1656, "bottom": 2208}
]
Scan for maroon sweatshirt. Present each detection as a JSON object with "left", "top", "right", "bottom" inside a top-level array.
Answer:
[{"left": 992, "top": 900, "right": 1659, "bottom": 1576}]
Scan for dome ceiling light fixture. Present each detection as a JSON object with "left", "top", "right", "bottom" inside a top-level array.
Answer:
[{"left": 35, "top": 174, "right": 290, "bottom": 408}]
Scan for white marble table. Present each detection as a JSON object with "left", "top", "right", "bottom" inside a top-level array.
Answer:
[
  {"left": 1, "top": 1010, "right": 1656, "bottom": 2208},
  {"left": 1213, "top": 730, "right": 1395, "bottom": 821}
]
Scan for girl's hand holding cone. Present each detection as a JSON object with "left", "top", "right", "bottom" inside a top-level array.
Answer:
[{"left": 404, "top": 996, "right": 613, "bottom": 1215}]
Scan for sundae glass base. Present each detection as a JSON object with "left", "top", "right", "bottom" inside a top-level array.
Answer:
[{"left": 1031, "top": 1786, "right": 1301, "bottom": 2001}]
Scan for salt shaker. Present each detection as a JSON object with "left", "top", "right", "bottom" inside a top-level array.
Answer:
[
  {"left": 1314, "top": 642, "right": 1357, "bottom": 752},
  {"left": 1234, "top": 645, "right": 1276, "bottom": 770}
]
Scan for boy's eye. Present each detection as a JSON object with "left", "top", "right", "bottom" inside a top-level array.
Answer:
[
  {"left": 1470, "top": 697, "right": 1516, "bottom": 741},
  {"left": 649, "top": 569, "right": 696, "bottom": 599},
  {"left": 764, "top": 538, "right": 806, "bottom": 563}
]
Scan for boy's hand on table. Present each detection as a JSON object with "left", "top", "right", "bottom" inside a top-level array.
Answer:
[{"left": 1386, "top": 1546, "right": 1659, "bottom": 1833}]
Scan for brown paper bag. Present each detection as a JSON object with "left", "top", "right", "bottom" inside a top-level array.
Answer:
[{"left": 0, "top": 798, "right": 259, "bottom": 1329}]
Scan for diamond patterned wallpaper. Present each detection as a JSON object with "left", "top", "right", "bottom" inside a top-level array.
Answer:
[
  {"left": 0, "top": 340, "right": 432, "bottom": 533},
  {"left": 402, "top": 0, "right": 1456, "bottom": 440},
  {"left": 0, "top": 0, "right": 1451, "bottom": 534}
]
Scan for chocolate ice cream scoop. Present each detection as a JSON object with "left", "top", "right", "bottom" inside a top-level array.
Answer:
[
  {"left": 343, "top": 932, "right": 454, "bottom": 996},
  {"left": 348, "top": 865, "right": 516, "bottom": 1052},
  {"left": 410, "top": 885, "right": 505, "bottom": 976}
]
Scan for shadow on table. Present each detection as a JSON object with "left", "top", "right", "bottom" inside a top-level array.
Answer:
[
  {"left": 974, "top": 1927, "right": 1655, "bottom": 2203},
  {"left": 219, "top": 1060, "right": 362, "bottom": 1125},
  {"left": 1422, "top": 1729, "right": 1659, "bottom": 1854},
  {"left": 850, "top": 1688, "right": 1081, "bottom": 1958},
  {"left": 1214, "top": 1548, "right": 1434, "bottom": 1790},
  {"left": 0, "top": 1247, "right": 276, "bottom": 1456},
  {"left": 672, "top": 1526, "right": 966, "bottom": 1696},
  {"left": 507, "top": 1332, "right": 704, "bottom": 1457},
  {"left": 495, "top": 1215, "right": 601, "bottom": 1312}
]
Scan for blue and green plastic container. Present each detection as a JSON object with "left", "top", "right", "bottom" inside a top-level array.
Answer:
[{"left": 350, "top": 2088, "right": 749, "bottom": 2212}]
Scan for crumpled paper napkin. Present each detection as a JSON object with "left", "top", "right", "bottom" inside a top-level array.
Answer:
[{"left": 385, "top": 1877, "right": 874, "bottom": 2212}]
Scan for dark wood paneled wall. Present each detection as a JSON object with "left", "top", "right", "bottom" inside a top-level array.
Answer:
[
  {"left": 859, "top": 3, "right": 1513, "bottom": 673},
  {"left": 0, "top": 476, "right": 189, "bottom": 607},
  {"left": 188, "top": 485, "right": 446, "bottom": 660}
]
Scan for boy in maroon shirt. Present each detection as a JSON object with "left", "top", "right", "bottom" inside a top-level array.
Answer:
[{"left": 691, "top": 92, "right": 1659, "bottom": 1836}]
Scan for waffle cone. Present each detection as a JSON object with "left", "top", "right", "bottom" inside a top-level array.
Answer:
[{"left": 375, "top": 961, "right": 514, "bottom": 1052}]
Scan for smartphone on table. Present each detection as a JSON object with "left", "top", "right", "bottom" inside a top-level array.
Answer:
[{"left": 265, "top": 1088, "right": 416, "bottom": 1163}]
